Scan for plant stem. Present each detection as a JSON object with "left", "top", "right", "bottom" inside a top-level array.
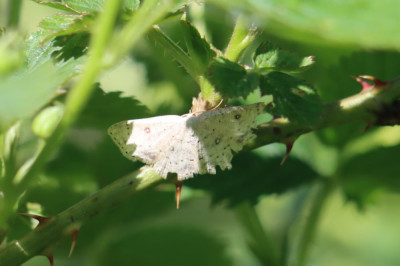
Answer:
[
  {"left": 248, "top": 76, "right": 400, "bottom": 150},
  {"left": 235, "top": 201, "right": 279, "bottom": 266},
  {"left": 7, "top": 0, "right": 22, "bottom": 28},
  {"left": 107, "top": 0, "right": 174, "bottom": 67},
  {"left": 288, "top": 179, "right": 335, "bottom": 266},
  {"left": 18, "top": 0, "right": 122, "bottom": 188},
  {"left": 0, "top": 168, "right": 163, "bottom": 266},
  {"left": 224, "top": 15, "right": 259, "bottom": 62}
]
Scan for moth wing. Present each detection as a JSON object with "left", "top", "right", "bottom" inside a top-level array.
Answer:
[
  {"left": 108, "top": 115, "right": 185, "bottom": 165},
  {"left": 188, "top": 103, "right": 265, "bottom": 172},
  {"left": 153, "top": 122, "right": 201, "bottom": 180}
]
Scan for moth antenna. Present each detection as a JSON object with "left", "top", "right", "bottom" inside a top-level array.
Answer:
[{"left": 209, "top": 99, "right": 224, "bottom": 110}]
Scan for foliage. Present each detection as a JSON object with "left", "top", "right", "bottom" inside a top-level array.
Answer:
[{"left": 1, "top": 0, "right": 400, "bottom": 266}]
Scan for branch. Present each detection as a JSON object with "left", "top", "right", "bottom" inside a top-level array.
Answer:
[
  {"left": 1, "top": 77, "right": 399, "bottom": 264},
  {"left": 249, "top": 76, "right": 400, "bottom": 150},
  {"left": 0, "top": 167, "right": 163, "bottom": 265}
]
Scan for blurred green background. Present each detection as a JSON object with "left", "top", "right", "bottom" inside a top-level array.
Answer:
[{"left": 1, "top": 1, "right": 400, "bottom": 265}]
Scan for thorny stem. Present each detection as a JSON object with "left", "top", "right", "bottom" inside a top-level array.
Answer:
[
  {"left": 248, "top": 76, "right": 400, "bottom": 150},
  {"left": 0, "top": 168, "right": 163, "bottom": 266},
  {"left": 0, "top": 77, "right": 399, "bottom": 264}
]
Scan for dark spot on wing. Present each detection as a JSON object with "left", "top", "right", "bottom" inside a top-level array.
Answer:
[{"left": 235, "top": 114, "right": 241, "bottom": 120}]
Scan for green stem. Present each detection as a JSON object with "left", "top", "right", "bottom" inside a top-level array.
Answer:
[
  {"left": 7, "top": 0, "right": 22, "bottom": 28},
  {"left": 248, "top": 76, "right": 400, "bottom": 150},
  {"left": 107, "top": 0, "right": 174, "bottom": 67},
  {"left": 0, "top": 168, "right": 164, "bottom": 266},
  {"left": 288, "top": 179, "right": 335, "bottom": 266},
  {"left": 0, "top": 123, "right": 20, "bottom": 235},
  {"left": 224, "top": 15, "right": 259, "bottom": 62},
  {"left": 235, "top": 201, "right": 279, "bottom": 266},
  {"left": 18, "top": 0, "right": 123, "bottom": 188}
]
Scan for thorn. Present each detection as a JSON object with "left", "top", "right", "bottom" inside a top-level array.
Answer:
[
  {"left": 45, "top": 253, "right": 54, "bottom": 266},
  {"left": 280, "top": 141, "right": 294, "bottom": 165},
  {"left": 363, "top": 123, "right": 371, "bottom": 132},
  {"left": 18, "top": 213, "right": 52, "bottom": 227},
  {"left": 358, "top": 75, "right": 388, "bottom": 87},
  {"left": 266, "top": 102, "right": 274, "bottom": 109},
  {"left": 353, "top": 75, "right": 374, "bottom": 92},
  {"left": 175, "top": 181, "right": 183, "bottom": 209},
  {"left": 69, "top": 229, "right": 79, "bottom": 257},
  {"left": 353, "top": 75, "right": 388, "bottom": 92}
]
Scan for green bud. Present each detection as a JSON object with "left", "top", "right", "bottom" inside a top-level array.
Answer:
[{"left": 32, "top": 105, "right": 64, "bottom": 138}]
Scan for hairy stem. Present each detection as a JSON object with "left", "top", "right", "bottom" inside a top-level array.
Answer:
[
  {"left": 0, "top": 168, "right": 163, "bottom": 265},
  {"left": 249, "top": 76, "right": 400, "bottom": 150},
  {"left": 0, "top": 77, "right": 399, "bottom": 264},
  {"left": 224, "top": 15, "right": 259, "bottom": 62}
]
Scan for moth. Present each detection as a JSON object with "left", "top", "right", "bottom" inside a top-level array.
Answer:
[{"left": 108, "top": 103, "right": 265, "bottom": 180}]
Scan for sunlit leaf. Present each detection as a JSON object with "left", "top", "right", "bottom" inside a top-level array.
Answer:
[
  {"left": 254, "top": 42, "right": 314, "bottom": 72},
  {"left": 208, "top": 57, "right": 259, "bottom": 98},
  {"left": 259, "top": 71, "right": 323, "bottom": 125},
  {"left": 180, "top": 20, "right": 216, "bottom": 73}
]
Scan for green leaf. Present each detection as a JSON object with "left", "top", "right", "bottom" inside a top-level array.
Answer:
[
  {"left": 27, "top": 15, "right": 92, "bottom": 64},
  {"left": 254, "top": 42, "right": 314, "bottom": 72},
  {"left": 92, "top": 226, "right": 232, "bottom": 266},
  {"left": 207, "top": 57, "right": 259, "bottom": 98},
  {"left": 180, "top": 20, "right": 216, "bottom": 74},
  {"left": 340, "top": 145, "right": 400, "bottom": 209},
  {"left": 32, "top": 0, "right": 105, "bottom": 13},
  {"left": 65, "top": 0, "right": 105, "bottom": 13},
  {"left": 208, "top": 0, "right": 400, "bottom": 50},
  {"left": 0, "top": 59, "right": 78, "bottom": 133},
  {"left": 259, "top": 72, "right": 323, "bottom": 125},
  {"left": 75, "top": 86, "right": 149, "bottom": 130},
  {"left": 0, "top": 39, "right": 82, "bottom": 134},
  {"left": 25, "top": 30, "right": 60, "bottom": 70},
  {"left": 186, "top": 152, "right": 318, "bottom": 207},
  {"left": 31, "top": 0, "right": 82, "bottom": 14},
  {"left": 52, "top": 33, "right": 91, "bottom": 61},
  {"left": 124, "top": 0, "right": 140, "bottom": 10},
  {"left": 38, "top": 13, "right": 94, "bottom": 45}
]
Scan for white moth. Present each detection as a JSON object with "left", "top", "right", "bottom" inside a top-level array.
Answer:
[{"left": 108, "top": 103, "right": 265, "bottom": 180}]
